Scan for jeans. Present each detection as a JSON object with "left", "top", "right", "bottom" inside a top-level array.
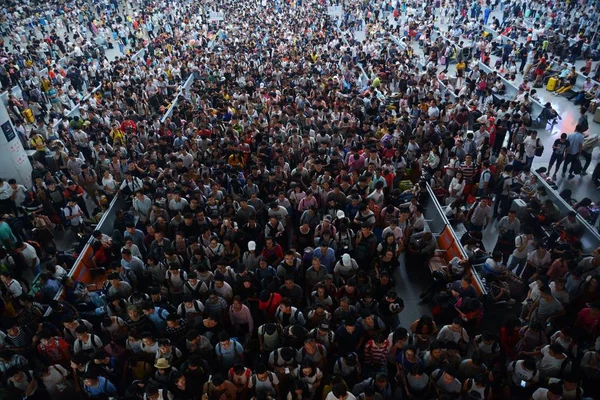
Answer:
[
  {"left": 548, "top": 153, "right": 564, "bottom": 175},
  {"left": 562, "top": 153, "right": 577, "bottom": 175},
  {"left": 526, "top": 156, "right": 534, "bottom": 167},
  {"left": 508, "top": 255, "right": 527, "bottom": 277},
  {"left": 493, "top": 194, "right": 510, "bottom": 217},
  {"left": 581, "top": 150, "right": 592, "bottom": 172}
]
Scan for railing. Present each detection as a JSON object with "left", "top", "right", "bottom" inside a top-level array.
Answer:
[
  {"left": 533, "top": 171, "right": 600, "bottom": 253},
  {"left": 51, "top": 84, "right": 102, "bottom": 134},
  {"left": 160, "top": 73, "right": 196, "bottom": 123},
  {"left": 43, "top": 192, "right": 124, "bottom": 314},
  {"left": 424, "top": 183, "right": 488, "bottom": 295}
]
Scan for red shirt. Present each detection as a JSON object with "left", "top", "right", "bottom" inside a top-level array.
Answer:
[
  {"left": 38, "top": 337, "right": 70, "bottom": 363},
  {"left": 258, "top": 292, "right": 281, "bottom": 315},
  {"left": 576, "top": 308, "right": 600, "bottom": 335}
]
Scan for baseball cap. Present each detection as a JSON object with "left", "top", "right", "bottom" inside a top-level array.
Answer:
[{"left": 342, "top": 254, "right": 351, "bottom": 267}]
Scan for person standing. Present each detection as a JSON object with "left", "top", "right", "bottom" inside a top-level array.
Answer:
[
  {"left": 562, "top": 126, "right": 585, "bottom": 179},
  {"left": 547, "top": 133, "right": 570, "bottom": 181}
]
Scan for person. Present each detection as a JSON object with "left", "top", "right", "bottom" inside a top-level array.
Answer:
[
  {"left": 547, "top": 133, "right": 570, "bottom": 180},
  {"left": 562, "top": 126, "right": 585, "bottom": 179},
  {"left": 81, "top": 373, "right": 118, "bottom": 398},
  {"left": 4, "top": 2, "right": 600, "bottom": 399},
  {"left": 507, "top": 227, "right": 534, "bottom": 277},
  {"left": 0, "top": 215, "right": 17, "bottom": 249}
]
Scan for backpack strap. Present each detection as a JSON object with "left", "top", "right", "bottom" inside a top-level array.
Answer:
[{"left": 559, "top": 356, "right": 572, "bottom": 376}]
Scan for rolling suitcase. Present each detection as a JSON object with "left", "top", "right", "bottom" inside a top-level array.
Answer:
[
  {"left": 22, "top": 108, "right": 34, "bottom": 124},
  {"left": 546, "top": 77, "right": 558, "bottom": 91},
  {"left": 510, "top": 198, "right": 528, "bottom": 220}
]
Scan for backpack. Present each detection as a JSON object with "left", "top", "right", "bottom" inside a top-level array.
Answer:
[
  {"left": 534, "top": 138, "right": 544, "bottom": 157},
  {"left": 494, "top": 175, "right": 510, "bottom": 195},
  {"left": 181, "top": 301, "right": 203, "bottom": 317},
  {"left": 184, "top": 281, "right": 203, "bottom": 299},
  {"left": 509, "top": 360, "right": 537, "bottom": 383},
  {"left": 300, "top": 343, "right": 325, "bottom": 360},
  {"left": 76, "top": 334, "right": 101, "bottom": 354},
  {"left": 62, "top": 205, "right": 74, "bottom": 227},
  {"left": 217, "top": 338, "right": 242, "bottom": 358},
  {"left": 465, "top": 378, "right": 490, "bottom": 399},
  {"left": 166, "top": 269, "right": 185, "bottom": 287},
  {"left": 482, "top": 170, "right": 495, "bottom": 193},
  {"left": 272, "top": 347, "right": 296, "bottom": 366},
  {"left": 156, "top": 307, "right": 169, "bottom": 321},
  {"left": 251, "top": 371, "right": 275, "bottom": 387}
]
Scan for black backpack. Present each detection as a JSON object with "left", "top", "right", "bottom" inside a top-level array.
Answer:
[{"left": 494, "top": 175, "right": 510, "bottom": 195}]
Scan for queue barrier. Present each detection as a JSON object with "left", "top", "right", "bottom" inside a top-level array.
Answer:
[
  {"left": 424, "top": 184, "right": 487, "bottom": 297},
  {"left": 160, "top": 73, "right": 196, "bottom": 123},
  {"left": 533, "top": 171, "right": 600, "bottom": 253},
  {"left": 44, "top": 193, "right": 124, "bottom": 314},
  {"left": 477, "top": 60, "right": 545, "bottom": 117}
]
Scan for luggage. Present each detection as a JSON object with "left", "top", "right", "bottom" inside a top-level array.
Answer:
[
  {"left": 398, "top": 180, "right": 414, "bottom": 191},
  {"left": 594, "top": 107, "right": 600, "bottom": 123},
  {"left": 546, "top": 77, "right": 558, "bottom": 91},
  {"left": 510, "top": 199, "right": 528, "bottom": 220},
  {"left": 22, "top": 108, "right": 35, "bottom": 124}
]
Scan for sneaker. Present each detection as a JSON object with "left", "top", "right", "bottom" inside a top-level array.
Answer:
[
  {"left": 551, "top": 174, "right": 557, "bottom": 181},
  {"left": 581, "top": 171, "right": 588, "bottom": 176},
  {"left": 568, "top": 174, "right": 575, "bottom": 179}
]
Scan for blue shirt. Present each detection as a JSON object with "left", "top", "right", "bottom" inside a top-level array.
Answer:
[
  {"left": 147, "top": 307, "right": 170, "bottom": 331},
  {"left": 567, "top": 132, "right": 584, "bottom": 155},
  {"left": 84, "top": 376, "right": 117, "bottom": 397},
  {"left": 215, "top": 340, "right": 243, "bottom": 367},
  {"left": 313, "top": 247, "right": 336, "bottom": 271}
]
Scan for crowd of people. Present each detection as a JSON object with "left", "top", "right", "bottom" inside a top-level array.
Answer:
[{"left": 0, "top": 0, "right": 600, "bottom": 399}]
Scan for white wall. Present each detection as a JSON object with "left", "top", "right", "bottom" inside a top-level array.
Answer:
[{"left": 0, "top": 101, "right": 33, "bottom": 188}]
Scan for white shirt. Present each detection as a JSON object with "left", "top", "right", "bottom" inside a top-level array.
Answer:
[
  {"left": 64, "top": 204, "right": 84, "bottom": 226},
  {"left": 325, "top": 392, "right": 357, "bottom": 400},
  {"left": 8, "top": 185, "right": 28, "bottom": 207},
  {"left": 21, "top": 243, "right": 40, "bottom": 266},
  {"left": 524, "top": 136, "right": 538, "bottom": 158}
]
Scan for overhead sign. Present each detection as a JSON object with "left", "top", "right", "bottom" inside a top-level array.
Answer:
[
  {"left": 209, "top": 11, "right": 224, "bottom": 22},
  {"left": 327, "top": 6, "right": 343, "bottom": 17}
]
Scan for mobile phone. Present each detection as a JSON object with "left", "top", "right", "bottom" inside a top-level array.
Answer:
[
  {"left": 520, "top": 380, "right": 527, "bottom": 388},
  {"left": 284, "top": 368, "right": 290, "bottom": 374}
]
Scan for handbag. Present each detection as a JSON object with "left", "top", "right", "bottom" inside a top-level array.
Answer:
[{"left": 534, "top": 138, "right": 544, "bottom": 156}]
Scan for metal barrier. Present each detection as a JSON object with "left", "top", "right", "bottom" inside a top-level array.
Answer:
[
  {"left": 44, "top": 193, "right": 123, "bottom": 312},
  {"left": 424, "top": 183, "right": 488, "bottom": 295},
  {"left": 533, "top": 171, "right": 600, "bottom": 253},
  {"left": 51, "top": 84, "right": 102, "bottom": 133},
  {"left": 160, "top": 73, "right": 196, "bottom": 123}
]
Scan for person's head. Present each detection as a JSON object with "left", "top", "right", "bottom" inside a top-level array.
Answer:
[
  {"left": 546, "top": 382, "right": 563, "bottom": 400},
  {"left": 539, "top": 285, "right": 553, "bottom": 301},
  {"left": 461, "top": 276, "right": 472, "bottom": 290},
  {"left": 548, "top": 343, "right": 565, "bottom": 358},
  {"left": 82, "top": 373, "right": 100, "bottom": 388},
  {"left": 403, "top": 344, "right": 418, "bottom": 361}
]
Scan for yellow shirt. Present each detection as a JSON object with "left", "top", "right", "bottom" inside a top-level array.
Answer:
[
  {"left": 110, "top": 129, "right": 125, "bottom": 145},
  {"left": 30, "top": 135, "right": 46, "bottom": 151}
]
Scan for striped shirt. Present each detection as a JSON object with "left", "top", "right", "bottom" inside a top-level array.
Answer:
[
  {"left": 364, "top": 339, "right": 391, "bottom": 367},
  {"left": 460, "top": 162, "right": 477, "bottom": 184},
  {"left": 5, "top": 328, "right": 33, "bottom": 348}
]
